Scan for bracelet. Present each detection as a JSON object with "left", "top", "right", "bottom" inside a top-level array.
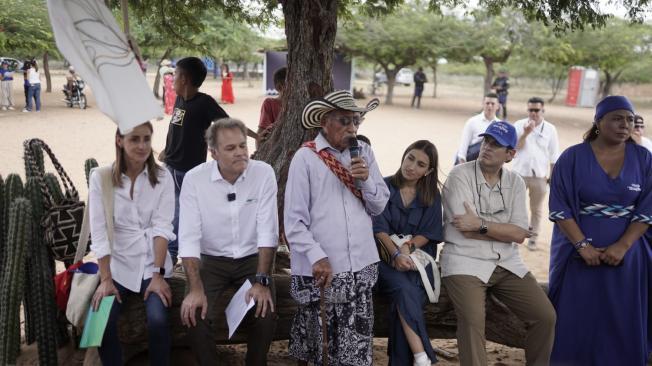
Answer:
[
  {"left": 391, "top": 249, "right": 401, "bottom": 262},
  {"left": 573, "top": 238, "right": 589, "bottom": 251}
]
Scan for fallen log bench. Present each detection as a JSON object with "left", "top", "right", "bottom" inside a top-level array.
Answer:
[{"left": 117, "top": 265, "right": 545, "bottom": 359}]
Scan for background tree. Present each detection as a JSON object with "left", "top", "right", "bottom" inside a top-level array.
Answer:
[
  {"left": 337, "top": 5, "right": 432, "bottom": 105},
  {"left": 569, "top": 18, "right": 652, "bottom": 97}
]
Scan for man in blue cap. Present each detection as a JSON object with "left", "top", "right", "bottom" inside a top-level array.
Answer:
[{"left": 440, "top": 121, "right": 556, "bottom": 366}]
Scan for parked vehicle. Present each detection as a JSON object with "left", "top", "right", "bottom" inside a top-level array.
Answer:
[
  {"left": 63, "top": 79, "right": 87, "bottom": 109},
  {"left": 374, "top": 68, "right": 414, "bottom": 86}
]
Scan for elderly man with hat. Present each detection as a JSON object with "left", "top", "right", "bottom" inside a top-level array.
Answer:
[
  {"left": 440, "top": 121, "right": 556, "bottom": 366},
  {"left": 284, "top": 90, "right": 389, "bottom": 365}
]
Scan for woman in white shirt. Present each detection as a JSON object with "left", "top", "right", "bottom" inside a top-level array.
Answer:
[
  {"left": 24, "top": 60, "right": 41, "bottom": 112},
  {"left": 90, "top": 121, "right": 175, "bottom": 366}
]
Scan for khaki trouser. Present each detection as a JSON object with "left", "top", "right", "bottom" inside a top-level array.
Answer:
[
  {"left": 522, "top": 176, "right": 548, "bottom": 244},
  {"left": 1, "top": 80, "right": 13, "bottom": 107},
  {"left": 443, "top": 268, "right": 556, "bottom": 366}
]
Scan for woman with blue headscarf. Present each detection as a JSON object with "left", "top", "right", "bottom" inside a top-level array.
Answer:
[{"left": 548, "top": 95, "right": 652, "bottom": 365}]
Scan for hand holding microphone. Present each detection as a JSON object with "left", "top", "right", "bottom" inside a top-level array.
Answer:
[{"left": 348, "top": 137, "right": 369, "bottom": 188}]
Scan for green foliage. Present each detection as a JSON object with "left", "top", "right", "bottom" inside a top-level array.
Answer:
[
  {"left": 0, "top": 0, "right": 59, "bottom": 58},
  {"left": 0, "top": 198, "right": 30, "bottom": 365},
  {"left": 85, "top": 158, "right": 99, "bottom": 187}
]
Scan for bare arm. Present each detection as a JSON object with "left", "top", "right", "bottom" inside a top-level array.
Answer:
[
  {"left": 91, "top": 256, "right": 121, "bottom": 310},
  {"left": 182, "top": 257, "right": 204, "bottom": 293},
  {"left": 256, "top": 247, "right": 276, "bottom": 275},
  {"left": 180, "top": 257, "right": 208, "bottom": 327}
]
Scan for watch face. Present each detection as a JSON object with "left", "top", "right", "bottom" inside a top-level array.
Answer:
[
  {"left": 479, "top": 225, "right": 488, "bottom": 234},
  {"left": 257, "top": 275, "right": 270, "bottom": 286}
]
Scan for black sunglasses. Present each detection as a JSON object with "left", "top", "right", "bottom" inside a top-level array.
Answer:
[
  {"left": 528, "top": 108, "right": 541, "bottom": 113},
  {"left": 332, "top": 115, "right": 362, "bottom": 127}
]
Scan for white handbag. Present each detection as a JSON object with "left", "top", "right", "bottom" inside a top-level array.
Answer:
[
  {"left": 390, "top": 234, "right": 441, "bottom": 303},
  {"left": 66, "top": 166, "right": 114, "bottom": 328}
]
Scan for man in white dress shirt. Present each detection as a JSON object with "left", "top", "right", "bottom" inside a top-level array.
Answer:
[
  {"left": 178, "top": 118, "right": 278, "bottom": 365},
  {"left": 512, "top": 97, "right": 560, "bottom": 251},
  {"left": 455, "top": 93, "right": 501, "bottom": 164}
]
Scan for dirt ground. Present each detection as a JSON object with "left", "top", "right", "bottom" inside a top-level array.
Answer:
[{"left": 4, "top": 71, "right": 651, "bottom": 365}]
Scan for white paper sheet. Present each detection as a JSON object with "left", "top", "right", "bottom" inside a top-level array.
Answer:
[{"left": 225, "top": 280, "right": 255, "bottom": 339}]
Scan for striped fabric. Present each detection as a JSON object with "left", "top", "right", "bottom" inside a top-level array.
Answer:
[
  {"left": 301, "top": 90, "right": 379, "bottom": 129},
  {"left": 302, "top": 141, "right": 363, "bottom": 202},
  {"left": 579, "top": 202, "right": 635, "bottom": 219}
]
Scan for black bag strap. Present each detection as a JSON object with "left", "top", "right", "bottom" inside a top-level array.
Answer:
[{"left": 24, "top": 138, "right": 80, "bottom": 208}]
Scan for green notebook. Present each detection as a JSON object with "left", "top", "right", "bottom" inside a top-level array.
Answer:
[{"left": 79, "top": 295, "right": 115, "bottom": 348}]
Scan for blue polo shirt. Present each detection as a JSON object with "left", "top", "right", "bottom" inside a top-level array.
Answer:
[{"left": 0, "top": 68, "right": 13, "bottom": 81}]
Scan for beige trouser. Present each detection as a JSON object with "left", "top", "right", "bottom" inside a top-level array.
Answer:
[
  {"left": 1, "top": 80, "right": 13, "bottom": 107},
  {"left": 522, "top": 176, "right": 548, "bottom": 244},
  {"left": 443, "top": 268, "right": 556, "bottom": 366}
]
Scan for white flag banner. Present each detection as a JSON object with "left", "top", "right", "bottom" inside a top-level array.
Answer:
[{"left": 47, "top": 0, "right": 162, "bottom": 133}]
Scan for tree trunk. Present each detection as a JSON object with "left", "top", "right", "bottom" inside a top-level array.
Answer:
[
  {"left": 121, "top": 0, "right": 130, "bottom": 35},
  {"left": 548, "top": 70, "right": 565, "bottom": 104},
  {"left": 114, "top": 259, "right": 545, "bottom": 362},
  {"left": 483, "top": 57, "right": 494, "bottom": 95},
  {"left": 431, "top": 65, "right": 438, "bottom": 98},
  {"left": 254, "top": 0, "right": 337, "bottom": 233},
  {"left": 43, "top": 51, "right": 51, "bottom": 93},
  {"left": 601, "top": 70, "right": 622, "bottom": 99},
  {"left": 152, "top": 47, "right": 172, "bottom": 99},
  {"left": 384, "top": 67, "right": 397, "bottom": 105}
]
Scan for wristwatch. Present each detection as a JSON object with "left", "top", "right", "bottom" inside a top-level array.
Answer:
[
  {"left": 255, "top": 273, "right": 271, "bottom": 287},
  {"left": 478, "top": 219, "right": 488, "bottom": 234},
  {"left": 574, "top": 239, "right": 590, "bottom": 251},
  {"left": 152, "top": 267, "right": 165, "bottom": 276}
]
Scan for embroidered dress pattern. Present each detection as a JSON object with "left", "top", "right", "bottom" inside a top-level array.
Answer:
[
  {"left": 289, "top": 264, "right": 378, "bottom": 366},
  {"left": 579, "top": 202, "right": 635, "bottom": 219}
]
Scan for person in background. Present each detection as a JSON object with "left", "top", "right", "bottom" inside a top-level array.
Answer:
[
  {"left": 632, "top": 114, "right": 652, "bottom": 152},
  {"left": 220, "top": 63, "right": 234, "bottom": 104},
  {"left": 90, "top": 121, "right": 175, "bottom": 366},
  {"left": 548, "top": 96, "right": 652, "bottom": 366},
  {"left": 161, "top": 56, "right": 229, "bottom": 264},
  {"left": 491, "top": 70, "right": 510, "bottom": 119},
  {"left": 512, "top": 97, "right": 560, "bottom": 251},
  {"left": 24, "top": 60, "right": 41, "bottom": 112},
  {"left": 411, "top": 67, "right": 427, "bottom": 109},
  {"left": 373, "top": 140, "right": 443, "bottom": 366},
  {"left": 0, "top": 61, "right": 15, "bottom": 110},
  {"left": 257, "top": 67, "right": 286, "bottom": 148},
  {"left": 455, "top": 93, "right": 500, "bottom": 164},
  {"left": 159, "top": 60, "right": 176, "bottom": 115},
  {"left": 21, "top": 60, "right": 30, "bottom": 109}
]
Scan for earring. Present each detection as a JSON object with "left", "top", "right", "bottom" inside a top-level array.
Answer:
[{"left": 596, "top": 129, "right": 600, "bottom": 135}]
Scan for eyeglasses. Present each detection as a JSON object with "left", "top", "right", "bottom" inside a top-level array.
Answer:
[
  {"left": 332, "top": 116, "right": 362, "bottom": 127},
  {"left": 528, "top": 108, "right": 541, "bottom": 113},
  {"left": 474, "top": 161, "right": 506, "bottom": 215},
  {"left": 634, "top": 124, "right": 645, "bottom": 130}
]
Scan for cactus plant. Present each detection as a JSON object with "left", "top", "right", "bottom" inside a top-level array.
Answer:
[
  {"left": 43, "top": 173, "right": 64, "bottom": 205},
  {"left": 24, "top": 178, "right": 59, "bottom": 365},
  {"left": 0, "top": 174, "right": 4, "bottom": 250},
  {"left": 24, "top": 142, "right": 45, "bottom": 179},
  {"left": 0, "top": 198, "right": 31, "bottom": 365},
  {"left": 85, "top": 158, "right": 98, "bottom": 187},
  {"left": 1, "top": 174, "right": 23, "bottom": 271}
]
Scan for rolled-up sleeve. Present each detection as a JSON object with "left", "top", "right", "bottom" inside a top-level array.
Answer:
[
  {"left": 178, "top": 175, "right": 202, "bottom": 259},
  {"left": 150, "top": 169, "right": 176, "bottom": 243},
  {"left": 284, "top": 150, "right": 327, "bottom": 265},
  {"left": 89, "top": 169, "right": 111, "bottom": 259},
  {"left": 256, "top": 165, "right": 279, "bottom": 248},
  {"left": 360, "top": 146, "right": 390, "bottom": 216}
]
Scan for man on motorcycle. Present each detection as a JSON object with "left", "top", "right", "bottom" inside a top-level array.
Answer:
[{"left": 65, "top": 66, "right": 80, "bottom": 95}]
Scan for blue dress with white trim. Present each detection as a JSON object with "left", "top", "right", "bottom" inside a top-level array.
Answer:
[{"left": 549, "top": 141, "right": 652, "bottom": 365}]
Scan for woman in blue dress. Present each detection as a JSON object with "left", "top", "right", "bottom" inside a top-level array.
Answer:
[
  {"left": 548, "top": 95, "right": 652, "bottom": 365},
  {"left": 373, "top": 140, "right": 443, "bottom": 366}
]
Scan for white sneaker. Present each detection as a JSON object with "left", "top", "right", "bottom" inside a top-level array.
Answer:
[
  {"left": 1, "top": 106, "right": 7, "bottom": 111},
  {"left": 22, "top": 108, "right": 29, "bottom": 113},
  {"left": 8, "top": 106, "right": 14, "bottom": 110}
]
